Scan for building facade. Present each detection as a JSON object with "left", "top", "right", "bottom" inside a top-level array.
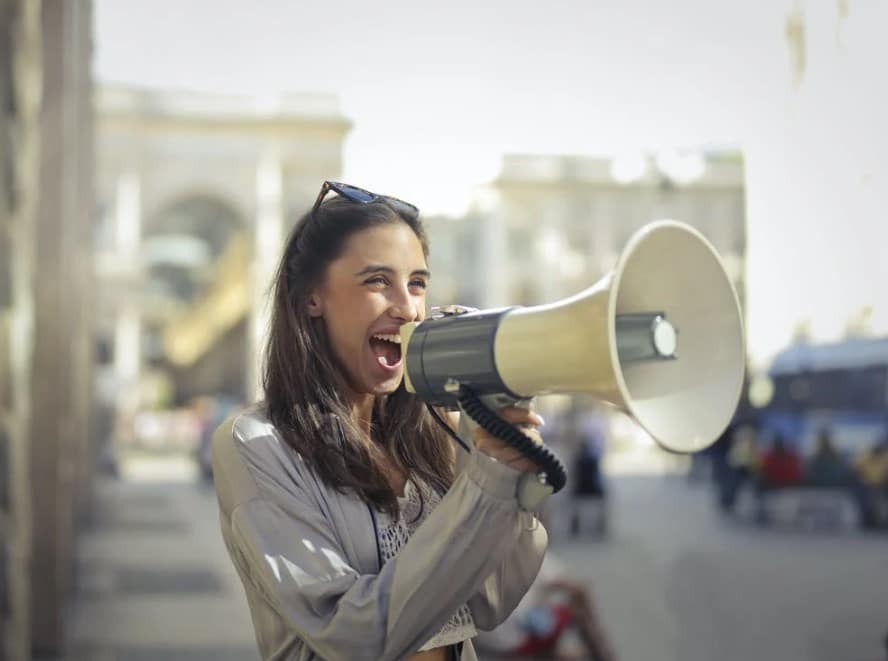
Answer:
[
  {"left": 93, "top": 85, "right": 352, "bottom": 426},
  {"left": 1, "top": 1, "right": 94, "bottom": 657},
  {"left": 481, "top": 152, "right": 746, "bottom": 310},
  {"left": 422, "top": 151, "right": 745, "bottom": 325}
]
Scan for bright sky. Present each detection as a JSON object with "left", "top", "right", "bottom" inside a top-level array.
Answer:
[{"left": 94, "top": 0, "right": 888, "bottom": 368}]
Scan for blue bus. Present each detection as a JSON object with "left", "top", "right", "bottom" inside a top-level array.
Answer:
[{"left": 758, "top": 336, "right": 888, "bottom": 457}]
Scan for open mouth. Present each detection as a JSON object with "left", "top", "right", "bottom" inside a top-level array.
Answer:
[{"left": 369, "top": 332, "right": 402, "bottom": 369}]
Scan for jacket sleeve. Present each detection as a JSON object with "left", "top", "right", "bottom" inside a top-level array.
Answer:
[
  {"left": 449, "top": 442, "right": 547, "bottom": 631},
  {"left": 213, "top": 417, "right": 548, "bottom": 661},
  {"left": 467, "top": 518, "right": 547, "bottom": 630}
]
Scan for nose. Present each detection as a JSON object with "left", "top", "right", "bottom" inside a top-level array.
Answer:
[
  {"left": 389, "top": 300, "right": 418, "bottom": 323},
  {"left": 389, "top": 288, "right": 419, "bottom": 322}
]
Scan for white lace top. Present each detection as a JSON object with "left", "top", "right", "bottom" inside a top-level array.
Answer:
[{"left": 375, "top": 478, "right": 478, "bottom": 652}]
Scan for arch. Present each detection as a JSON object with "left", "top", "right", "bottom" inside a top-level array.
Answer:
[
  {"left": 139, "top": 192, "right": 254, "bottom": 400},
  {"left": 144, "top": 193, "right": 246, "bottom": 260}
]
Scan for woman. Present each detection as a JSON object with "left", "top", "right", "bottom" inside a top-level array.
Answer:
[{"left": 212, "top": 181, "right": 549, "bottom": 660}]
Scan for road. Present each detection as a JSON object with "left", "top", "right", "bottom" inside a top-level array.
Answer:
[{"left": 551, "top": 474, "right": 888, "bottom": 661}]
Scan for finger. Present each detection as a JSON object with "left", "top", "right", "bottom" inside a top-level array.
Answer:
[
  {"left": 495, "top": 407, "right": 545, "bottom": 427},
  {"left": 504, "top": 453, "right": 535, "bottom": 468},
  {"left": 509, "top": 427, "right": 544, "bottom": 447},
  {"left": 472, "top": 436, "right": 529, "bottom": 463}
]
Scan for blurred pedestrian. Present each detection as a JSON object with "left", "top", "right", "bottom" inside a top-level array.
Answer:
[
  {"left": 93, "top": 340, "right": 121, "bottom": 477},
  {"left": 719, "top": 422, "right": 759, "bottom": 512},
  {"left": 755, "top": 434, "right": 803, "bottom": 524},
  {"left": 805, "top": 429, "right": 848, "bottom": 488},
  {"left": 569, "top": 410, "right": 609, "bottom": 536},
  {"left": 193, "top": 393, "right": 241, "bottom": 483},
  {"left": 853, "top": 438, "right": 888, "bottom": 529},
  {"left": 759, "top": 434, "right": 803, "bottom": 488}
]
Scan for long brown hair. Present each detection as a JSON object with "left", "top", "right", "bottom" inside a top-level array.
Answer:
[{"left": 263, "top": 196, "right": 454, "bottom": 517}]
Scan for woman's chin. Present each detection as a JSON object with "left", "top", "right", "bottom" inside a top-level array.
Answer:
[
  {"left": 371, "top": 372, "right": 403, "bottom": 395},
  {"left": 345, "top": 365, "right": 403, "bottom": 400}
]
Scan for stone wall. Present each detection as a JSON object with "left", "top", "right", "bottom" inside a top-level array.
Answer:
[
  {"left": 1, "top": 2, "right": 41, "bottom": 657},
  {"left": 0, "top": 1, "right": 94, "bottom": 658}
]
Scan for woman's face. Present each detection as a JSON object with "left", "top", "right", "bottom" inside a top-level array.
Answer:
[{"left": 309, "top": 222, "right": 429, "bottom": 398}]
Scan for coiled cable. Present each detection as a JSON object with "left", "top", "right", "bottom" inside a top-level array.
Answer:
[{"left": 456, "top": 386, "right": 567, "bottom": 493}]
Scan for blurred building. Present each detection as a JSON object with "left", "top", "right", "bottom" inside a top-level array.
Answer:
[
  {"left": 422, "top": 211, "right": 488, "bottom": 309},
  {"left": 93, "top": 85, "right": 352, "bottom": 429},
  {"left": 480, "top": 152, "right": 746, "bottom": 309},
  {"left": 1, "top": 1, "right": 94, "bottom": 658},
  {"left": 421, "top": 152, "right": 745, "bottom": 317}
]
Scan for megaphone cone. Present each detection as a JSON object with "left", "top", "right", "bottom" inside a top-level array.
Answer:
[{"left": 493, "top": 220, "right": 745, "bottom": 453}]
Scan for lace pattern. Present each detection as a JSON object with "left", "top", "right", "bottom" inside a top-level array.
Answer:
[{"left": 375, "top": 478, "right": 478, "bottom": 652}]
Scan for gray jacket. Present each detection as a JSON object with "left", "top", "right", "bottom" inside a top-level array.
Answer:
[{"left": 212, "top": 406, "right": 548, "bottom": 661}]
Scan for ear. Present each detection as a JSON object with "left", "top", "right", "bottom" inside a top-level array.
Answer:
[{"left": 306, "top": 292, "right": 324, "bottom": 318}]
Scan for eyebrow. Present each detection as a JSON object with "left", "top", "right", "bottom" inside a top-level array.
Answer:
[{"left": 355, "top": 264, "right": 431, "bottom": 279}]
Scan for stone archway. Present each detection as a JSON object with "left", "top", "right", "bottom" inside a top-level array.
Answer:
[{"left": 141, "top": 194, "right": 251, "bottom": 404}]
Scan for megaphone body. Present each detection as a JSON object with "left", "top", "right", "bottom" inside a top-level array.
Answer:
[{"left": 401, "top": 220, "right": 746, "bottom": 456}]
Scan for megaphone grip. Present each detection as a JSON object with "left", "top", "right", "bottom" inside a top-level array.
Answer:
[{"left": 456, "top": 387, "right": 567, "bottom": 493}]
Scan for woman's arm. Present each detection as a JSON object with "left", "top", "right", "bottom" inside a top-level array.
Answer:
[
  {"left": 214, "top": 415, "right": 545, "bottom": 661},
  {"left": 446, "top": 406, "right": 550, "bottom": 630}
]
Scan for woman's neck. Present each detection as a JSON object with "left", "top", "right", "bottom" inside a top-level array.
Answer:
[
  {"left": 348, "top": 392, "right": 406, "bottom": 495},
  {"left": 349, "top": 393, "right": 376, "bottom": 437}
]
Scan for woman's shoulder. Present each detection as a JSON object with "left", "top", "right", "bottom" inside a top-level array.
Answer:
[
  {"left": 229, "top": 403, "right": 276, "bottom": 443},
  {"left": 218, "top": 403, "right": 310, "bottom": 465},
  {"left": 214, "top": 403, "right": 278, "bottom": 455},
  {"left": 211, "top": 403, "right": 316, "bottom": 510}
]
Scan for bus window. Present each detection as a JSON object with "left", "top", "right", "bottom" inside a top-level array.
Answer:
[{"left": 770, "top": 367, "right": 888, "bottom": 413}]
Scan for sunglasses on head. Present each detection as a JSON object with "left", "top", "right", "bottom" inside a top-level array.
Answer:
[{"left": 310, "top": 181, "right": 420, "bottom": 221}]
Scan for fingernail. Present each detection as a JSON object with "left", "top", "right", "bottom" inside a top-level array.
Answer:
[{"left": 533, "top": 413, "right": 545, "bottom": 426}]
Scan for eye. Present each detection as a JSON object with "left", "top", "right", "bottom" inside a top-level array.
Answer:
[
  {"left": 409, "top": 279, "right": 428, "bottom": 290},
  {"left": 365, "top": 276, "right": 389, "bottom": 287}
]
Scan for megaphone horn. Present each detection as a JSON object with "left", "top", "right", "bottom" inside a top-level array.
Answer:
[{"left": 402, "top": 220, "right": 746, "bottom": 456}]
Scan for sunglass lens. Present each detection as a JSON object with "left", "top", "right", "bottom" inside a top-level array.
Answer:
[{"left": 335, "top": 183, "right": 376, "bottom": 203}]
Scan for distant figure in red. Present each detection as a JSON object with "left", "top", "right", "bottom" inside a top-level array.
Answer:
[
  {"left": 755, "top": 434, "right": 803, "bottom": 525},
  {"left": 759, "top": 435, "right": 803, "bottom": 488}
]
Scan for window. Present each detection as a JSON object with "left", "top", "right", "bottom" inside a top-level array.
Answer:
[{"left": 771, "top": 367, "right": 888, "bottom": 413}]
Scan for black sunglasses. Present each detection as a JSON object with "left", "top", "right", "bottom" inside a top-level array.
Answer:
[{"left": 310, "top": 181, "right": 420, "bottom": 221}]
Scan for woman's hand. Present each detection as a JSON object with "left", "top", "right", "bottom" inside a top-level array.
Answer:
[{"left": 471, "top": 406, "right": 545, "bottom": 473}]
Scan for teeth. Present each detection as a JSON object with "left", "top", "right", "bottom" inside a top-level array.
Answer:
[{"left": 371, "top": 333, "right": 401, "bottom": 344}]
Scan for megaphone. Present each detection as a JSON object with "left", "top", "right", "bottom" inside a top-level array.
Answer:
[
  {"left": 401, "top": 220, "right": 745, "bottom": 501},
  {"left": 401, "top": 220, "right": 746, "bottom": 446}
]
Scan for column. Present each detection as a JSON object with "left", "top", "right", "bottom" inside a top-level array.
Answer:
[
  {"left": 112, "top": 170, "right": 142, "bottom": 434},
  {"left": 248, "top": 145, "right": 283, "bottom": 402},
  {"left": 28, "top": 0, "right": 94, "bottom": 653},
  {"left": 479, "top": 209, "right": 508, "bottom": 309}
]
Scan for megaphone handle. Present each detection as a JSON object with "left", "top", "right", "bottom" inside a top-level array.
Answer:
[{"left": 456, "top": 387, "right": 567, "bottom": 504}]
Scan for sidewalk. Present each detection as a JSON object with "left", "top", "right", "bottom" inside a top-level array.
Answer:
[{"left": 65, "top": 456, "right": 258, "bottom": 660}]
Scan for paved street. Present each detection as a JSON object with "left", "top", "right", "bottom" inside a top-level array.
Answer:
[
  {"left": 66, "top": 461, "right": 257, "bottom": 660},
  {"left": 65, "top": 454, "right": 888, "bottom": 661},
  {"left": 551, "top": 475, "right": 888, "bottom": 661}
]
